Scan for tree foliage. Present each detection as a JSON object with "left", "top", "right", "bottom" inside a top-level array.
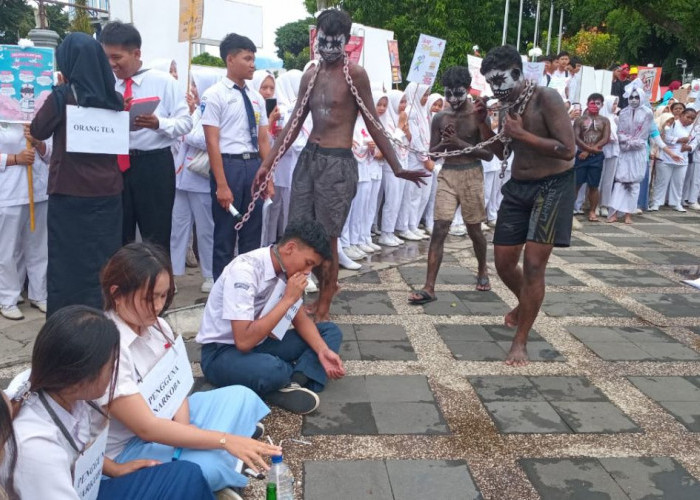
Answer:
[
  {"left": 274, "top": 18, "right": 314, "bottom": 60},
  {"left": 191, "top": 52, "right": 225, "bottom": 68},
  {"left": 0, "top": 0, "right": 35, "bottom": 44},
  {"left": 45, "top": 4, "right": 70, "bottom": 40},
  {"left": 562, "top": 28, "right": 619, "bottom": 69}
]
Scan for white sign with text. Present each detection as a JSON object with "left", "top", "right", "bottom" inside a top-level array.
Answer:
[
  {"left": 65, "top": 105, "right": 129, "bottom": 154},
  {"left": 258, "top": 278, "right": 303, "bottom": 341}
]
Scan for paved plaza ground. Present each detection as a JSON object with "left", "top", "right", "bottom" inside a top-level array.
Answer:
[{"left": 2, "top": 207, "right": 700, "bottom": 499}]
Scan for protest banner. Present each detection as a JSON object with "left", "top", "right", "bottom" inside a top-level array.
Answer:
[
  {"left": 387, "top": 40, "right": 402, "bottom": 84},
  {"left": 309, "top": 27, "right": 365, "bottom": 65},
  {"left": 466, "top": 55, "right": 492, "bottom": 97},
  {"left": 179, "top": 0, "right": 204, "bottom": 87},
  {"left": 406, "top": 34, "right": 446, "bottom": 87},
  {"left": 637, "top": 67, "right": 662, "bottom": 102},
  {"left": 523, "top": 61, "right": 545, "bottom": 84}
]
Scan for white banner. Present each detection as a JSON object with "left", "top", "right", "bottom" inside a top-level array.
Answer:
[
  {"left": 65, "top": 105, "right": 129, "bottom": 154},
  {"left": 407, "top": 34, "right": 446, "bottom": 87},
  {"left": 466, "top": 55, "right": 493, "bottom": 97}
]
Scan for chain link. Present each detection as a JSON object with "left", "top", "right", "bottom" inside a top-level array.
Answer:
[{"left": 235, "top": 55, "right": 536, "bottom": 228}]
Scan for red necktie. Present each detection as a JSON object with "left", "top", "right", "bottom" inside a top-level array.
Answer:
[{"left": 117, "top": 77, "right": 133, "bottom": 173}]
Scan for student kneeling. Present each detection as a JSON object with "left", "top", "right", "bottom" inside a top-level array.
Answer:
[{"left": 197, "top": 219, "right": 345, "bottom": 414}]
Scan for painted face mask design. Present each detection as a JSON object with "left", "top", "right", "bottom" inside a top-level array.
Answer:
[
  {"left": 445, "top": 86, "right": 468, "bottom": 110},
  {"left": 317, "top": 30, "right": 346, "bottom": 63},
  {"left": 587, "top": 101, "right": 601, "bottom": 114},
  {"left": 628, "top": 91, "right": 641, "bottom": 109},
  {"left": 484, "top": 68, "right": 519, "bottom": 100}
]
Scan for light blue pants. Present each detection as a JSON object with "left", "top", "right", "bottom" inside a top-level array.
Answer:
[{"left": 115, "top": 386, "right": 269, "bottom": 491}]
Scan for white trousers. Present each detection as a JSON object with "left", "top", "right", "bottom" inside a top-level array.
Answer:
[
  {"left": 364, "top": 178, "right": 382, "bottom": 243},
  {"left": 348, "top": 180, "right": 371, "bottom": 245},
  {"left": 682, "top": 160, "right": 700, "bottom": 204},
  {"left": 397, "top": 156, "right": 431, "bottom": 232},
  {"left": 600, "top": 157, "right": 618, "bottom": 207},
  {"left": 263, "top": 185, "right": 291, "bottom": 246},
  {"left": 380, "top": 164, "right": 405, "bottom": 233},
  {"left": 170, "top": 189, "right": 214, "bottom": 278},
  {"left": 0, "top": 202, "right": 47, "bottom": 305},
  {"left": 575, "top": 184, "right": 587, "bottom": 211},
  {"left": 420, "top": 169, "right": 438, "bottom": 230},
  {"left": 652, "top": 162, "right": 688, "bottom": 208}
]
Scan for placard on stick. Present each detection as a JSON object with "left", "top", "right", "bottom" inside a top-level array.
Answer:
[
  {"left": 406, "top": 34, "right": 446, "bottom": 87},
  {"left": 179, "top": 0, "right": 204, "bottom": 43}
]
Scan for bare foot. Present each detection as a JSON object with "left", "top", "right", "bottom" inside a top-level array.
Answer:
[
  {"left": 605, "top": 216, "right": 617, "bottom": 223},
  {"left": 588, "top": 212, "right": 599, "bottom": 222},
  {"left": 505, "top": 343, "right": 529, "bottom": 366},
  {"left": 504, "top": 306, "right": 519, "bottom": 328},
  {"left": 304, "top": 300, "right": 319, "bottom": 316},
  {"left": 624, "top": 215, "right": 632, "bottom": 224}
]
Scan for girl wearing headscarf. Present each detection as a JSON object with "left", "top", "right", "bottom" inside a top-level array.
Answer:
[
  {"left": 396, "top": 82, "right": 432, "bottom": 241},
  {"left": 598, "top": 95, "right": 620, "bottom": 216},
  {"left": 377, "top": 89, "right": 410, "bottom": 247},
  {"left": 170, "top": 68, "right": 221, "bottom": 294},
  {"left": 249, "top": 69, "right": 280, "bottom": 141},
  {"left": 362, "top": 90, "right": 389, "bottom": 251},
  {"left": 29, "top": 32, "right": 124, "bottom": 317},
  {"left": 422, "top": 93, "right": 444, "bottom": 234},
  {"left": 149, "top": 58, "right": 178, "bottom": 80}
]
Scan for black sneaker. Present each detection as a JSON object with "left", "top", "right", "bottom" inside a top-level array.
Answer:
[
  {"left": 252, "top": 422, "right": 265, "bottom": 439},
  {"left": 266, "top": 383, "right": 320, "bottom": 414}
]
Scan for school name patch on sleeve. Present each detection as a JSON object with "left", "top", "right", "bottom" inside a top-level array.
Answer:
[{"left": 234, "top": 282, "right": 251, "bottom": 290}]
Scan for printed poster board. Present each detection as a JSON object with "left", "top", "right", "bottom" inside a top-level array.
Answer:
[
  {"left": 0, "top": 45, "right": 54, "bottom": 123},
  {"left": 387, "top": 40, "right": 402, "bottom": 84},
  {"left": 406, "top": 34, "right": 446, "bottom": 87}
]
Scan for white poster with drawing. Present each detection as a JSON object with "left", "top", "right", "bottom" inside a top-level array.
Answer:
[{"left": 406, "top": 34, "right": 446, "bottom": 87}]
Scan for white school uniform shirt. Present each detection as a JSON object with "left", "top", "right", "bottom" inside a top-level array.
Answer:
[
  {"left": 200, "top": 77, "right": 269, "bottom": 154},
  {"left": 196, "top": 246, "right": 283, "bottom": 346},
  {"left": 9, "top": 392, "right": 102, "bottom": 500},
  {"left": 0, "top": 122, "right": 50, "bottom": 207},
  {"left": 661, "top": 121, "right": 696, "bottom": 165},
  {"left": 98, "top": 311, "right": 176, "bottom": 459},
  {"left": 174, "top": 105, "right": 211, "bottom": 194},
  {"left": 115, "top": 69, "right": 192, "bottom": 151}
]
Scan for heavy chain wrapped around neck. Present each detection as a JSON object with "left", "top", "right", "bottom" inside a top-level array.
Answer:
[{"left": 498, "top": 80, "right": 536, "bottom": 178}]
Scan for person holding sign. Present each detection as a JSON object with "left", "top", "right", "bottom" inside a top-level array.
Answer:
[
  {"left": 30, "top": 32, "right": 125, "bottom": 318},
  {"left": 98, "top": 243, "right": 278, "bottom": 494},
  {"left": 4, "top": 305, "right": 215, "bottom": 500},
  {"left": 197, "top": 219, "right": 345, "bottom": 415},
  {"left": 100, "top": 22, "right": 193, "bottom": 255}
]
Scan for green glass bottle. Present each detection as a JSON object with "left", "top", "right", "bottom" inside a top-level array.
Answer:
[{"left": 266, "top": 482, "right": 277, "bottom": 500}]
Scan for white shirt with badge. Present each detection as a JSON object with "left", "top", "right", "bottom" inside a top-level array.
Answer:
[
  {"left": 196, "top": 246, "right": 300, "bottom": 346},
  {"left": 115, "top": 69, "right": 192, "bottom": 151},
  {"left": 200, "top": 77, "right": 269, "bottom": 154},
  {"left": 8, "top": 376, "right": 108, "bottom": 500},
  {"left": 99, "top": 311, "right": 193, "bottom": 459}
]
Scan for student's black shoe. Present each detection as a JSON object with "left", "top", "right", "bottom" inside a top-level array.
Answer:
[
  {"left": 252, "top": 422, "right": 265, "bottom": 439},
  {"left": 265, "top": 383, "right": 320, "bottom": 414}
]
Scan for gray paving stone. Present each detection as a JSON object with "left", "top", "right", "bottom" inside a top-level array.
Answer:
[
  {"left": 583, "top": 342, "right": 655, "bottom": 361},
  {"left": 629, "top": 250, "right": 699, "bottom": 265},
  {"left": 339, "top": 340, "right": 362, "bottom": 360},
  {"left": 585, "top": 268, "right": 680, "bottom": 287},
  {"left": 304, "top": 460, "right": 393, "bottom": 499},
  {"left": 452, "top": 291, "right": 511, "bottom": 315},
  {"left": 484, "top": 402, "right": 571, "bottom": 433},
  {"left": 546, "top": 267, "right": 586, "bottom": 286},
  {"left": 385, "top": 460, "right": 483, "bottom": 500},
  {"left": 638, "top": 224, "right": 695, "bottom": 235},
  {"left": 495, "top": 342, "right": 565, "bottom": 361},
  {"left": 568, "top": 236, "right": 595, "bottom": 247},
  {"left": 436, "top": 324, "right": 493, "bottom": 341},
  {"left": 638, "top": 343, "right": 700, "bottom": 361},
  {"left": 302, "top": 402, "right": 378, "bottom": 435},
  {"left": 372, "top": 401, "right": 449, "bottom": 434},
  {"left": 580, "top": 221, "right": 633, "bottom": 232},
  {"left": 628, "top": 376, "right": 700, "bottom": 402},
  {"left": 520, "top": 458, "right": 629, "bottom": 500},
  {"left": 337, "top": 323, "right": 357, "bottom": 341},
  {"left": 399, "top": 265, "right": 473, "bottom": 285},
  {"left": 541, "top": 292, "right": 633, "bottom": 317},
  {"left": 556, "top": 250, "right": 630, "bottom": 264},
  {"left": 354, "top": 324, "right": 408, "bottom": 341},
  {"left": 657, "top": 402, "right": 700, "bottom": 432},
  {"left": 317, "top": 376, "right": 369, "bottom": 403},
  {"left": 529, "top": 377, "right": 608, "bottom": 402},
  {"left": 340, "top": 270, "right": 382, "bottom": 284},
  {"left": 365, "top": 375, "right": 434, "bottom": 403},
  {"left": 599, "top": 457, "right": 700, "bottom": 500},
  {"left": 357, "top": 341, "right": 417, "bottom": 361},
  {"left": 470, "top": 376, "right": 543, "bottom": 402},
  {"left": 483, "top": 324, "right": 544, "bottom": 341},
  {"left": 330, "top": 291, "right": 397, "bottom": 315},
  {"left": 550, "top": 402, "right": 639, "bottom": 433},
  {"left": 421, "top": 292, "right": 471, "bottom": 315},
  {"left": 632, "top": 293, "right": 700, "bottom": 317},
  {"left": 594, "top": 235, "right": 666, "bottom": 247},
  {"left": 567, "top": 326, "right": 629, "bottom": 343},
  {"left": 447, "top": 341, "right": 508, "bottom": 361},
  {"left": 191, "top": 376, "right": 215, "bottom": 393},
  {"left": 184, "top": 340, "right": 201, "bottom": 363}
]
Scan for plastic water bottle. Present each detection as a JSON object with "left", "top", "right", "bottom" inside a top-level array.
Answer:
[{"left": 268, "top": 454, "right": 294, "bottom": 500}]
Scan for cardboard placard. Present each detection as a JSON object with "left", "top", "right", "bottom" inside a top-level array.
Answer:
[
  {"left": 178, "top": 0, "right": 204, "bottom": 42},
  {"left": 0, "top": 45, "right": 54, "bottom": 123},
  {"left": 406, "top": 34, "right": 446, "bottom": 87},
  {"left": 65, "top": 105, "right": 129, "bottom": 154}
]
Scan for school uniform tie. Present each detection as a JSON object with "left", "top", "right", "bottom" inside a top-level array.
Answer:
[
  {"left": 234, "top": 84, "right": 258, "bottom": 151},
  {"left": 117, "top": 77, "right": 133, "bottom": 173}
]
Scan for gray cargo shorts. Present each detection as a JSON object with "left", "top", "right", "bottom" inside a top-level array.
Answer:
[{"left": 288, "top": 143, "right": 358, "bottom": 237}]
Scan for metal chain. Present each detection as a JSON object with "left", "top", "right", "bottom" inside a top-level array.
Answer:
[{"left": 498, "top": 81, "right": 536, "bottom": 178}]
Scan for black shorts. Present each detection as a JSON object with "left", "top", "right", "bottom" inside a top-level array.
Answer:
[
  {"left": 288, "top": 143, "right": 358, "bottom": 237},
  {"left": 493, "top": 169, "right": 575, "bottom": 247}
]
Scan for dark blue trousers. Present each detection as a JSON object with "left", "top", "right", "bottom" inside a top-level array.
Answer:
[
  {"left": 200, "top": 322, "right": 343, "bottom": 396},
  {"left": 210, "top": 155, "right": 263, "bottom": 280}
]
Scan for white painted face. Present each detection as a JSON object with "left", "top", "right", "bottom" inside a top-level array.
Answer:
[
  {"left": 445, "top": 86, "right": 468, "bottom": 110},
  {"left": 628, "top": 91, "right": 641, "bottom": 109},
  {"left": 317, "top": 29, "right": 346, "bottom": 63},
  {"left": 484, "top": 68, "right": 520, "bottom": 100}
]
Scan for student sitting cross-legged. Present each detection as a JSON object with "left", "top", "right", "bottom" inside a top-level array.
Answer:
[{"left": 196, "top": 219, "right": 346, "bottom": 415}]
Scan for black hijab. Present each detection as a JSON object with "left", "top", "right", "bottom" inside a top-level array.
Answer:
[{"left": 54, "top": 32, "right": 123, "bottom": 111}]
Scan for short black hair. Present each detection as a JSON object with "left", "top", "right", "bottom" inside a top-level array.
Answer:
[
  {"left": 317, "top": 8, "right": 352, "bottom": 40},
  {"left": 570, "top": 56, "right": 582, "bottom": 66},
  {"left": 279, "top": 219, "right": 332, "bottom": 261},
  {"left": 442, "top": 66, "right": 471, "bottom": 89},
  {"left": 556, "top": 51, "right": 570, "bottom": 59},
  {"left": 481, "top": 45, "right": 522, "bottom": 75},
  {"left": 682, "top": 108, "right": 697, "bottom": 116},
  {"left": 671, "top": 102, "right": 686, "bottom": 112},
  {"left": 542, "top": 55, "right": 555, "bottom": 63},
  {"left": 219, "top": 33, "right": 256, "bottom": 62},
  {"left": 587, "top": 93, "right": 604, "bottom": 103},
  {"left": 100, "top": 21, "right": 141, "bottom": 49}
]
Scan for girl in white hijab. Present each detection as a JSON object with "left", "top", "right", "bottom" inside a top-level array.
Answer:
[
  {"left": 598, "top": 95, "right": 620, "bottom": 216},
  {"left": 362, "top": 90, "right": 389, "bottom": 251},
  {"left": 396, "top": 82, "right": 432, "bottom": 241},
  {"left": 249, "top": 69, "right": 280, "bottom": 143},
  {"left": 148, "top": 58, "right": 178, "bottom": 80}
]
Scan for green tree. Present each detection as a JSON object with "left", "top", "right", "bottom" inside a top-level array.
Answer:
[
  {"left": 274, "top": 18, "right": 314, "bottom": 60},
  {"left": 191, "top": 52, "right": 225, "bottom": 68},
  {"left": 70, "top": 0, "right": 94, "bottom": 35},
  {"left": 282, "top": 46, "right": 311, "bottom": 71},
  {"left": 45, "top": 4, "right": 70, "bottom": 40},
  {"left": 562, "top": 28, "right": 620, "bottom": 69},
  {"left": 0, "top": 0, "right": 35, "bottom": 44}
]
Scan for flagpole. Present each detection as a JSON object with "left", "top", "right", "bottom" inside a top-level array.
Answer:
[
  {"left": 557, "top": 8, "right": 564, "bottom": 54},
  {"left": 516, "top": 0, "right": 524, "bottom": 52},
  {"left": 502, "top": 0, "right": 510, "bottom": 46},
  {"left": 534, "top": 0, "right": 541, "bottom": 48},
  {"left": 546, "top": 1, "right": 554, "bottom": 55}
]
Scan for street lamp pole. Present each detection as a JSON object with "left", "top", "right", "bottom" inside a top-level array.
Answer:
[{"left": 516, "top": 0, "right": 524, "bottom": 52}]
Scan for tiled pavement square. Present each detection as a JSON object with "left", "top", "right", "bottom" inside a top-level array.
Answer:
[
  {"left": 421, "top": 291, "right": 510, "bottom": 316},
  {"left": 635, "top": 224, "right": 697, "bottom": 235},
  {"left": 541, "top": 292, "right": 633, "bottom": 317},
  {"left": 628, "top": 250, "right": 700, "bottom": 265},
  {"left": 568, "top": 236, "right": 595, "bottom": 247},
  {"left": 470, "top": 376, "right": 639, "bottom": 433},
  {"left": 594, "top": 235, "right": 667, "bottom": 247},
  {"left": 521, "top": 457, "right": 700, "bottom": 499},
  {"left": 330, "top": 291, "right": 397, "bottom": 315},
  {"left": 339, "top": 324, "right": 417, "bottom": 361},
  {"left": 304, "top": 460, "right": 483, "bottom": 500},
  {"left": 584, "top": 268, "right": 681, "bottom": 287},
  {"left": 340, "top": 270, "right": 382, "bottom": 284},
  {"left": 555, "top": 250, "right": 630, "bottom": 264},
  {"left": 436, "top": 325, "right": 564, "bottom": 362},
  {"left": 632, "top": 293, "right": 700, "bottom": 317},
  {"left": 545, "top": 267, "right": 586, "bottom": 286},
  {"left": 628, "top": 376, "right": 700, "bottom": 431},
  {"left": 567, "top": 326, "right": 700, "bottom": 361},
  {"left": 303, "top": 376, "right": 448, "bottom": 435},
  {"left": 399, "top": 265, "right": 474, "bottom": 286}
]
